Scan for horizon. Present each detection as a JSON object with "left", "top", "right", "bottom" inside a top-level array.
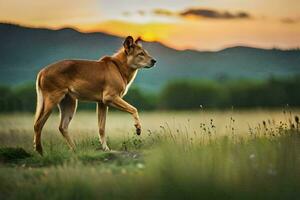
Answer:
[
  {"left": 0, "top": 0, "right": 299, "bottom": 51},
  {"left": 1, "top": 21, "right": 299, "bottom": 52}
]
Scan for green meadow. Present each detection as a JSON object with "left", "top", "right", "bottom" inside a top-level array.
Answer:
[{"left": 0, "top": 110, "right": 299, "bottom": 199}]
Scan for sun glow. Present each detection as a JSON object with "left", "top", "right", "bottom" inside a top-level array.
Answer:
[
  {"left": 79, "top": 20, "right": 175, "bottom": 43},
  {"left": 141, "top": 32, "right": 157, "bottom": 41},
  {"left": 79, "top": 18, "right": 300, "bottom": 51}
]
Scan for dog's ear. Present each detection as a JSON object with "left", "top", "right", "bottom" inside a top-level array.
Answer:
[
  {"left": 123, "top": 36, "right": 134, "bottom": 54},
  {"left": 135, "top": 37, "right": 143, "bottom": 47}
]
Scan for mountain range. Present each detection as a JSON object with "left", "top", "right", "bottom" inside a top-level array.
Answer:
[{"left": 1, "top": 23, "right": 299, "bottom": 91}]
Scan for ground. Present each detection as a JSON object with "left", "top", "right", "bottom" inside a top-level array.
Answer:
[{"left": 0, "top": 109, "right": 299, "bottom": 199}]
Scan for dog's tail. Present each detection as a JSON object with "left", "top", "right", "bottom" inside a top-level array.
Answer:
[{"left": 34, "top": 72, "right": 44, "bottom": 124}]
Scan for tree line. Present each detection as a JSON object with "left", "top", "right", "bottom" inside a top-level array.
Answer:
[{"left": 0, "top": 76, "right": 300, "bottom": 112}]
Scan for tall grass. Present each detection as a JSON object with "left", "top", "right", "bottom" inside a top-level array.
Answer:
[{"left": 0, "top": 110, "right": 299, "bottom": 199}]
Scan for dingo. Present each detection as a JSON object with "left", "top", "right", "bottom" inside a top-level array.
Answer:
[{"left": 33, "top": 36, "right": 156, "bottom": 155}]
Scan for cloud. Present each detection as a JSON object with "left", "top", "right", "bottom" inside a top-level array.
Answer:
[
  {"left": 137, "top": 10, "right": 145, "bottom": 16},
  {"left": 153, "top": 8, "right": 251, "bottom": 20},
  {"left": 122, "top": 11, "right": 131, "bottom": 16},
  {"left": 153, "top": 9, "right": 174, "bottom": 16},
  {"left": 281, "top": 17, "right": 299, "bottom": 24},
  {"left": 180, "top": 9, "right": 251, "bottom": 19}
]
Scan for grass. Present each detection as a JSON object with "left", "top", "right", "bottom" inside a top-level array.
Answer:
[
  {"left": 0, "top": 109, "right": 299, "bottom": 199},
  {"left": 0, "top": 147, "right": 32, "bottom": 162}
]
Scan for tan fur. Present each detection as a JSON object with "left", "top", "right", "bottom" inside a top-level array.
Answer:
[{"left": 33, "top": 36, "right": 156, "bottom": 155}]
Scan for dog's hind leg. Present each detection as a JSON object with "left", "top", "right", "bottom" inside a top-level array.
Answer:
[
  {"left": 34, "top": 95, "right": 56, "bottom": 155},
  {"left": 97, "top": 102, "right": 109, "bottom": 151},
  {"left": 58, "top": 94, "right": 77, "bottom": 151}
]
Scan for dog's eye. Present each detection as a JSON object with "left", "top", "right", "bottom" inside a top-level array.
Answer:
[{"left": 138, "top": 52, "right": 144, "bottom": 56}]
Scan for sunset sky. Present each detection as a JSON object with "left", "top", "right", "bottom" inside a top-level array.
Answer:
[{"left": 0, "top": 0, "right": 299, "bottom": 50}]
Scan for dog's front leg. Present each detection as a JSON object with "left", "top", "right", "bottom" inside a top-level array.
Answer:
[
  {"left": 106, "top": 96, "right": 141, "bottom": 135},
  {"left": 97, "top": 102, "right": 110, "bottom": 151}
]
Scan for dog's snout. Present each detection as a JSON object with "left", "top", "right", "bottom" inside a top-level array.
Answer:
[{"left": 151, "top": 59, "right": 156, "bottom": 65}]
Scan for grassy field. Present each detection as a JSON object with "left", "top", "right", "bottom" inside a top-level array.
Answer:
[{"left": 0, "top": 109, "right": 300, "bottom": 199}]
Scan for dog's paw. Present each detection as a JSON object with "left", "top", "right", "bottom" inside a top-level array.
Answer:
[
  {"left": 136, "top": 127, "right": 141, "bottom": 135},
  {"left": 134, "top": 123, "right": 142, "bottom": 135},
  {"left": 34, "top": 145, "right": 43, "bottom": 156},
  {"left": 103, "top": 145, "right": 110, "bottom": 151},
  {"left": 96, "top": 146, "right": 110, "bottom": 151}
]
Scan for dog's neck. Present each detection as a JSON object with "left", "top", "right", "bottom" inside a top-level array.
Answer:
[{"left": 111, "top": 50, "right": 137, "bottom": 85}]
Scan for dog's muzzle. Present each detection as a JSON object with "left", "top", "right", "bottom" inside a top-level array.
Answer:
[
  {"left": 145, "top": 59, "right": 157, "bottom": 68},
  {"left": 150, "top": 59, "right": 156, "bottom": 66}
]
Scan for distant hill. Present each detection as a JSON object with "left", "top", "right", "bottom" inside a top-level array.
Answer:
[{"left": 1, "top": 23, "right": 300, "bottom": 91}]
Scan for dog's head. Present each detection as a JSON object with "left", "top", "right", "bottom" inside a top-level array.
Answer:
[{"left": 123, "top": 36, "right": 156, "bottom": 69}]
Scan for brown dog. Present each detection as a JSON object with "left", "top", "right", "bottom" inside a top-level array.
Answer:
[{"left": 33, "top": 36, "right": 156, "bottom": 155}]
